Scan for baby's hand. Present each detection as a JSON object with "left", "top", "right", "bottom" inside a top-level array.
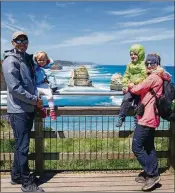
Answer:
[
  {"left": 128, "top": 83, "right": 134, "bottom": 89},
  {"left": 156, "top": 66, "right": 164, "bottom": 75},
  {"left": 122, "top": 87, "right": 128, "bottom": 94}
]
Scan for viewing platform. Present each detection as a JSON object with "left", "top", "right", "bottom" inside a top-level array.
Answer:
[{"left": 0, "top": 92, "right": 174, "bottom": 192}]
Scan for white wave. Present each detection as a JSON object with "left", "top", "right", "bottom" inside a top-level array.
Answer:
[
  {"left": 59, "top": 86, "right": 100, "bottom": 92},
  {"left": 42, "top": 95, "right": 63, "bottom": 100},
  {"left": 95, "top": 101, "right": 113, "bottom": 106},
  {"left": 91, "top": 74, "right": 111, "bottom": 79},
  {"left": 1, "top": 95, "right": 7, "bottom": 105},
  {"left": 110, "top": 96, "right": 123, "bottom": 106},
  {"left": 91, "top": 73, "right": 111, "bottom": 76},
  {"left": 52, "top": 70, "right": 71, "bottom": 78},
  {"left": 58, "top": 82, "right": 111, "bottom": 92},
  {"left": 1, "top": 99, "right": 7, "bottom": 105},
  {"left": 93, "top": 83, "right": 110, "bottom": 91}
]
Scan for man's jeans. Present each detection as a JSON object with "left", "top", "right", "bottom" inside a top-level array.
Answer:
[
  {"left": 132, "top": 124, "right": 159, "bottom": 177},
  {"left": 119, "top": 92, "right": 140, "bottom": 123},
  {"left": 8, "top": 112, "right": 35, "bottom": 186}
]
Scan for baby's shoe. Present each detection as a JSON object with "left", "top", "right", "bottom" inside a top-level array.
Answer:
[{"left": 50, "top": 110, "right": 57, "bottom": 120}]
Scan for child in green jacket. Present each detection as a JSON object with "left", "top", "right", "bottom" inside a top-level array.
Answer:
[{"left": 116, "top": 44, "right": 147, "bottom": 127}]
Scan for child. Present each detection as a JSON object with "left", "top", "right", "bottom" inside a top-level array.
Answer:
[
  {"left": 116, "top": 44, "right": 147, "bottom": 127},
  {"left": 33, "top": 51, "right": 57, "bottom": 120}
]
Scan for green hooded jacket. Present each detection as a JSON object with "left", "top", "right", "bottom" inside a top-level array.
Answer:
[{"left": 122, "top": 44, "right": 147, "bottom": 88}]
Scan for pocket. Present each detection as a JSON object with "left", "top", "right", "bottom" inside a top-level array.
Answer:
[
  {"left": 14, "top": 113, "right": 30, "bottom": 122},
  {"left": 13, "top": 97, "right": 21, "bottom": 106}
]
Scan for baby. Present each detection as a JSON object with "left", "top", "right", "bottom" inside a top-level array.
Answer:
[
  {"left": 116, "top": 44, "right": 147, "bottom": 127},
  {"left": 33, "top": 51, "right": 56, "bottom": 120}
]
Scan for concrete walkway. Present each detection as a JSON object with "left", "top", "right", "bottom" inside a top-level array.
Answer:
[{"left": 1, "top": 171, "right": 174, "bottom": 192}]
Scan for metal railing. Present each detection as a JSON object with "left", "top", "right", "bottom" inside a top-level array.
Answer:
[{"left": 0, "top": 92, "right": 175, "bottom": 174}]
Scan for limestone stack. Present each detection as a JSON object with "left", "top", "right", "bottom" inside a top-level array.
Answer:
[
  {"left": 110, "top": 73, "right": 123, "bottom": 91},
  {"left": 68, "top": 65, "right": 93, "bottom": 87}
]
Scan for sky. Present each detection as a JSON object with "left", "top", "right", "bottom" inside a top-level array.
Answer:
[{"left": 1, "top": 1, "right": 174, "bottom": 65}]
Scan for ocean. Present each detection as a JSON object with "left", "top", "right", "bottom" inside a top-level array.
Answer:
[
  {"left": 1, "top": 64, "right": 173, "bottom": 131},
  {"left": 43, "top": 64, "right": 174, "bottom": 107}
]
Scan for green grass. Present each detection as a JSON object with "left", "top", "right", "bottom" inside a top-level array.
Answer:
[
  {"left": 0, "top": 121, "right": 170, "bottom": 171},
  {"left": 0, "top": 137, "right": 169, "bottom": 170}
]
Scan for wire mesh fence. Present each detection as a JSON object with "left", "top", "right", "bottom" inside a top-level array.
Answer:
[{"left": 0, "top": 107, "right": 171, "bottom": 172}]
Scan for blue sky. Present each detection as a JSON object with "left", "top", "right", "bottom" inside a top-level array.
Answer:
[{"left": 1, "top": 1, "right": 174, "bottom": 65}]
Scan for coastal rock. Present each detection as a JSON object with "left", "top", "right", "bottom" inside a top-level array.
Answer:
[
  {"left": 51, "top": 63, "right": 62, "bottom": 70},
  {"left": 110, "top": 73, "right": 123, "bottom": 91},
  {"left": 68, "top": 65, "right": 93, "bottom": 87}
]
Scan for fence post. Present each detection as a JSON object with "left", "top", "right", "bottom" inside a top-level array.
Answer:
[
  {"left": 169, "top": 121, "right": 175, "bottom": 170},
  {"left": 34, "top": 112, "right": 44, "bottom": 175}
]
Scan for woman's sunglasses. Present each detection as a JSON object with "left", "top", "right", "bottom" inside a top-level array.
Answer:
[
  {"left": 13, "top": 39, "right": 29, "bottom": 44},
  {"left": 145, "top": 61, "right": 156, "bottom": 67}
]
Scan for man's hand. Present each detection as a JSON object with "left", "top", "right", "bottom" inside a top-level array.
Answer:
[
  {"left": 36, "top": 97, "right": 43, "bottom": 108},
  {"left": 122, "top": 87, "right": 128, "bottom": 94}
]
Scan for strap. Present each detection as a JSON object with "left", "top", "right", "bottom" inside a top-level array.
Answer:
[
  {"left": 143, "top": 83, "right": 163, "bottom": 107},
  {"left": 150, "top": 83, "right": 163, "bottom": 100}
]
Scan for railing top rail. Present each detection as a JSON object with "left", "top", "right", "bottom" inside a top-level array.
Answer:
[
  {"left": 1, "top": 91, "right": 123, "bottom": 96},
  {"left": 0, "top": 106, "right": 121, "bottom": 110}
]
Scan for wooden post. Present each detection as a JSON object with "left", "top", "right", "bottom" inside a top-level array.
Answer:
[
  {"left": 169, "top": 121, "right": 175, "bottom": 170},
  {"left": 34, "top": 111, "right": 44, "bottom": 175}
]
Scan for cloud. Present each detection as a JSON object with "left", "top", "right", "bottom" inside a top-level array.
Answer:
[
  {"left": 1, "top": 38, "right": 9, "bottom": 44},
  {"left": 56, "top": 2, "right": 74, "bottom": 7},
  {"left": 107, "top": 8, "right": 148, "bottom": 17},
  {"left": 120, "top": 30, "right": 174, "bottom": 44},
  {"left": 119, "top": 14, "right": 174, "bottom": 27},
  {"left": 28, "top": 15, "right": 54, "bottom": 36},
  {"left": 1, "top": 21, "right": 28, "bottom": 32},
  {"left": 5, "top": 13, "right": 16, "bottom": 24},
  {"left": 81, "top": 29, "right": 92, "bottom": 32},
  {"left": 38, "top": 28, "right": 153, "bottom": 50},
  {"left": 60, "top": 33, "right": 115, "bottom": 47},
  {"left": 56, "top": 2, "right": 66, "bottom": 7},
  {"left": 2, "top": 14, "right": 54, "bottom": 36},
  {"left": 35, "top": 27, "right": 174, "bottom": 51},
  {"left": 1, "top": 38, "right": 11, "bottom": 53},
  {"left": 163, "top": 5, "right": 174, "bottom": 13},
  {"left": 85, "top": 8, "right": 92, "bottom": 13}
]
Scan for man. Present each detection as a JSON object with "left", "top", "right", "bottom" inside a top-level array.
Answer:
[{"left": 2, "top": 31, "right": 44, "bottom": 192}]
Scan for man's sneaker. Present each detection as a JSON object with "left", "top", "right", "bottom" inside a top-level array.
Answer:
[
  {"left": 11, "top": 176, "right": 40, "bottom": 186},
  {"left": 116, "top": 117, "right": 124, "bottom": 127},
  {"left": 50, "top": 110, "right": 57, "bottom": 120},
  {"left": 142, "top": 175, "right": 161, "bottom": 191},
  {"left": 11, "top": 178, "right": 22, "bottom": 185},
  {"left": 21, "top": 182, "right": 44, "bottom": 192},
  {"left": 135, "top": 171, "right": 148, "bottom": 183}
]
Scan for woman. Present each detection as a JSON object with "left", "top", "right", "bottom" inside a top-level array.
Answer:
[{"left": 128, "top": 53, "right": 171, "bottom": 191}]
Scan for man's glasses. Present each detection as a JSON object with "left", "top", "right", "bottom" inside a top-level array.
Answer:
[
  {"left": 13, "top": 39, "right": 29, "bottom": 44},
  {"left": 145, "top": 61, "right": 156, "bottom": 67}
]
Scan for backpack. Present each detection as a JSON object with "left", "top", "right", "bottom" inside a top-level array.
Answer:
[{"left": 151, "top": 80, "right": 175, "bottom": 121}]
